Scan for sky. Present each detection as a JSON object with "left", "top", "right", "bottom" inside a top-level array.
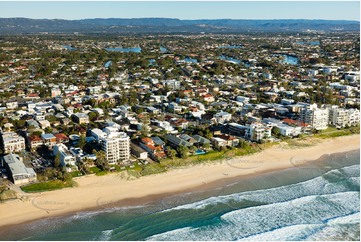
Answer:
[{"left": 0, "top": 1, "right": 360, "bottom": 21}]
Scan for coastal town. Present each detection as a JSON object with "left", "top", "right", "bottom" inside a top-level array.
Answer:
[{"left": 0, "top": 31, "right": 360, "bottom": 193}]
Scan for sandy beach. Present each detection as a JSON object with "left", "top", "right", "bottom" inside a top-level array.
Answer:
[{"left": 0, "top": 134, "right": 359, "bottom": 229}]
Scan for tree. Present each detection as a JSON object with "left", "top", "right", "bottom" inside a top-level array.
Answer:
[
  {"left": 203, "top": 142, "right": 211, "bottom": 150},
  {"left": 271, "top": 127, "right": 281, "bottom": 138},
  {"left": 77, "top": 135, "right": 87, "bottom": 149},
  {"left": 54, "top": 153, "right": 61, "bottom": 168},
  {"left": 167, "top": 149, "right": 177, "bottom": 160},
  {"left": 93, "top": 149, "right": 109, "bottom": 171},
  {"left": 177, "top": 145, "right": 189, "bottom": 159},
  {"left": 189, "top": 145, "right": 197, "bottom": 153},
  {"left": 88, "top": 112, "right": 98, "bottom": 122}
]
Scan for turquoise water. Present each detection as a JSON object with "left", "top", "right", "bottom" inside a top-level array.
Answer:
[
  {"left": 184, "top": 57, "right": 198, "bottom": 63},
  {"left": 105, "top": 47, "right": 142, "bottom": 53},
  {"left": 218, "top": 45, "right": 242, "bottom": 49},
  {"left": 104, "top": 61, "right": 112, "bottom": 68},
  {"left": 1, "top": 150, "right": 359, "bottom": 241},
  {"left": 295, "top": 41, "right": 320, "bottom": 46},
  {"left": 195, "top": 149, "right": 206, "bottom": 155},
  {"left": 219, "top": 55, "right": 250, "bottom": 67},
  {"left": 63, "top": 45, "right": 77, "bottom": 51},
  {"left": 281, "top": 54, "right": 299, "bottom": 65}
]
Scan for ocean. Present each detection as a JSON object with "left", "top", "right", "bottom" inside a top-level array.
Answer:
[{"left": 1, "top": 150, "right": 359, "bottom": 241}]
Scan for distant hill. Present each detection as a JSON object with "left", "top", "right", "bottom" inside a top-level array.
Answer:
[{"left": 0, "top": 18, "right": 359, "bottom": 34}]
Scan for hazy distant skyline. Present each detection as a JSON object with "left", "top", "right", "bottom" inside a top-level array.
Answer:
[{"left": 0, "top": 1, "right": 360, "bottom": 21}]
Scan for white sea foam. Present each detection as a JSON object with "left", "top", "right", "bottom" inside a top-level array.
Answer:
[
  {"left": 306, "top": 213, "right": 360, "bottom": 241},
  {"left": 98, "top": 229, "right": 114, "bottom": 241},
  {"left": 238, "top": 224, "right": 325, "bottom": 241},
  {"left": 162, "top": 165, "right": 360, "bottom": 213},
  {"left": 327, "top": 212, "right": 360, "bottom": 225},
  {"left": 150, "top": 191, "right": 359, "bottom": 241}
]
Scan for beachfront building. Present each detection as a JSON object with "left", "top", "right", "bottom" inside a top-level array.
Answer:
[
  {"left": 1, "top": 131, "right": 26, "bottom": 154},
  {"left": 53, "top": 143, "right": 77, "bottom": 167},
  {"left": 300, "top": 104, "right": 329, "bottom": 130},
  {"left": 263, "top": 118, "right": 302, "bottom": 137},
  {"left": 328, "top": 106, "right": 360, "bottom": 128},
  {"left": 139, "top": 137, "right": 166, "bottom": 161},
  {"left": 130, "top": 142, "right": 148, "bottom": 160},
  {"left": 94, "top": 128, "right": 130, "bottom": 164},
  {"left": 245, "top": 123, "right": 272, "bottom": 142},
  {"left": 2, "top": 153, "right": 36, "bottom": 185},
  {"left": 211, "top": 137, "right": 228, "bottom": 148},
  {"left": 164, "top": 135, "right": 192, "bottom": 149}
]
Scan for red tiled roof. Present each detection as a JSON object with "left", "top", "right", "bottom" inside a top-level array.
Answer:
[
  {"left": 55, "top": 133, "right": 68, "bottom": 140},
  {"left": 29, "top": 135, "right": 42, "bottom": 142},
  {"left": 282, "top": 118, "right": 309, "bottom": 127},
  {"left": 141, "top": 137, "right": 153, "bottom": 145}
]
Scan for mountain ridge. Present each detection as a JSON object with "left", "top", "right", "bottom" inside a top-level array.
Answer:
[{"left": 0, "top": 17, "right": 359, "bottom": 34}]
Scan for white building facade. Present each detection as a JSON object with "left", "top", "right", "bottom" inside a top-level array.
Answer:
[
  {"left": 329, "top": 106, "right": 360, "bottom": 128},
  {"left": 1, "top": 132, "right": 26, "bottom": 154},
  {"left": 300, "top": 104, "right": 329, "bottom": 130},
  {"left": 98, "top": 129, "right": 130, "bottom": 164}
]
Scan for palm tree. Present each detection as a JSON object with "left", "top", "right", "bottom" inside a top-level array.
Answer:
[{"left": 93, "top": 149, "right": 109, "bottom": 171}]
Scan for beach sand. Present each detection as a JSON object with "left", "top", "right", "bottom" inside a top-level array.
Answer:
[{"left": 0, "top": 134, "right": 359, "bottom": 229}]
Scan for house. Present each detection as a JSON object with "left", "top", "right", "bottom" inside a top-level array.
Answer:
[
  {"left": 216, "top": 134, "right": 240, "bottom": 147},
  {"left": 202, "top": 93, "right": 215, "bottom": 103},
  {"left": 53, "top": 144, "right": 77, "bottom": 168},
  {"left": 1, "top": 132, "right": 26, "bottom": 154},
  {"left": 71, "top": 113, "right": 89, "bottom": 124},
  {"left": 27, "top": 135, "right": 43, "bottom": 150},
  {"left": 191, "top": 135, "right": 211, "bottom": 146},
  {"left": 139, "top": 137, "right": 166, "bottom": 161},
  {"left": 2, "top": 153, "right": 37, "bottom": 185},
  {"left": 130, "top": 142, "right": 148, "bottom": 160},
  {"left": 164, "top": 135, "right": 192, "bottom": 149},
  {"left": 211, "top": 137, "right": 228, "bottom": 148},
  {"left": 214, "top": 111, "right": 232, "bottom": 124},
  {"left": 151, "top": 136, "right": 165, "bottom": 147},
  {"left": 228, "top": 123, "right": 248, "bottom": 136},
  {"left": 179, "top": 134, "right": 197, "bottom": 144},
  {"left": 6, "top": 101, "right": 18, "bottom": 110},
  {"left": 38, "top": 120, "right": 51, "bottom": 129},
  {"left": 55, "top": 133, "right": 69, "bottom": 144},
  {"left": 245, "top": 123, "right": 272, "bottom": 142},
  {"left": 41, "top": 133, "right": 57, "bottom": 147},
  {"left": 263, "top": 118, "right": 302, "bottom": 137}
]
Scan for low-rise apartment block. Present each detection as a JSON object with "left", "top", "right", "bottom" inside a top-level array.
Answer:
[{"left": 1, "top": 131, "right": 26, "bottom": 154}]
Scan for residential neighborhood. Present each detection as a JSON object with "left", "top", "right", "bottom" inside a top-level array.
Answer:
[{"left": 0, "top": 31, "right": 359, "bottom": 189}]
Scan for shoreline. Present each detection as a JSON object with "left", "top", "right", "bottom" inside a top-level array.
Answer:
[{"left": 0, "top": 134, "right": 359, "bottom": 230}]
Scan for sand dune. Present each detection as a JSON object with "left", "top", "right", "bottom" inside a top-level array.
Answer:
[{"left": 0, "top": 134, "right": 359, "bottom": 228}]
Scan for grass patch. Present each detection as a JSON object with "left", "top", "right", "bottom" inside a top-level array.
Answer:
[
  {"left": 21, "top": 180, "right": 76, "bottom": 193},
  {"left": 285, "top": 139, "right": 314, "bottom": 148},
  {"left": 95, "top": 171, "right": 109, "bottom": 176},
  {"left": 314, "top": 125, "right": 360, "bottom": 139},
  {"left": 140, "top": 163, "right": 167, "bottom": 176},
  {"left": 89, "top": 166, "right": 102, "bottom": 174},
  {"left": 127, "top": 169, "right": 141, "bottom": 178},
  {"left": 70, "top": 171, "right": 83, "bottom": 178}
]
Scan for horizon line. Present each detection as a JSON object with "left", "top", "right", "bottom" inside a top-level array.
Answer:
[{"left": 1, "top": 17, "right": 360, "bottom": 22}]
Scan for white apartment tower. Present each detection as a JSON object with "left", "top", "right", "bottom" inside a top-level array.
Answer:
[
  {"left": 329, "top": 106, "right": 360, "bottom": 128},
  {"left": 99, "top": 129, "right": 130, "bottom": 164},
  {"left": 300, "top": 104, "right": 329, "bottom": 130}
]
